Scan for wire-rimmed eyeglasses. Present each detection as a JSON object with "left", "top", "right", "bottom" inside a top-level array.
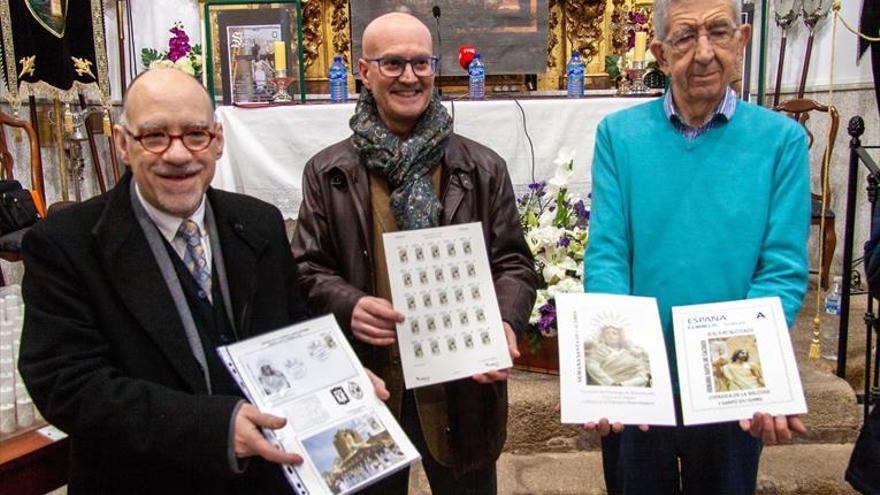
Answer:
[
  {"left": 123, "top": 127, "right": 218, "bottom": 154},
  {"left": 664, "top": 22, "right": 740, "bottom": 55},
  {"left": 365, "top": 55, "right": 439, "bottom": 78}
]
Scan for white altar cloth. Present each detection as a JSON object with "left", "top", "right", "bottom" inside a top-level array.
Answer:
[{"left": 212, "top": 97, "right": 654, "bottom": 218}]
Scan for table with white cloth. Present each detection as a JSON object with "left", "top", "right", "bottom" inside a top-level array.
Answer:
[{"left": 211, "top": 96, "right": 656, "bottom": 219}]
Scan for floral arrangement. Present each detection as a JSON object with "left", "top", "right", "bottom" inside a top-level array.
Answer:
[
  {"left": 519, "top": 150, "right": 590, "bottom": 352},
  {"left": 141, "top": 22, "right": 203, "bottom": 79}
]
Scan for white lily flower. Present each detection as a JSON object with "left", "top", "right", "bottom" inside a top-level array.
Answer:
[
  {"left": 546, "top": 277, "right": 583, "bottom": 299},
  {"left": 542, "top": 263, "right": 565, "bottom": 285},
  {"left": 547, "top": 149, "right": 576, "bottom": 191}
]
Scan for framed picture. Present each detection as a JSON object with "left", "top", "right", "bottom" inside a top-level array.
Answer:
[{"left": 203, "top": 0, "right": 305, "bottom": 105}]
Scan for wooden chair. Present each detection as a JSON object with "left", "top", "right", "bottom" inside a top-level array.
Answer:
[
  {"left": 773, "top": 98, "right": 840, "bottom": 290},
  {"left": 0, "top": 110, "right": 47, "bottom": 286}
]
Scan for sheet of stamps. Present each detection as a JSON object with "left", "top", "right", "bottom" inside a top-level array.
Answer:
[
  {"left": 217, "top": 315, "right": 419, "bottom": 495},
  {"left": 556, "top": 293, "right": 676, "bottom": 426},
  {"left": 383, "top": 222, "right": 512, "bottom": 388},
  {"left": 672, "top": 297, "right": 807, "bottom": 426}
]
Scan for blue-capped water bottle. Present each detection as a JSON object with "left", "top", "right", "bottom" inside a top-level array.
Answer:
[
  {"left": 328, "top": 55, "right": 348, "bottom": 103},
  {"left": 824, "top": 275, "right": 842, "bottom": 315},
  {"left": 468, "top": 53, "right": 485, "bottom": 100},
  {"left": 566, "top": 50, "right": 585, "bottom": 98}
]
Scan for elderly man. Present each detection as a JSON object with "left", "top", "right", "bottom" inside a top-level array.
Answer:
[
  {"left": 18, "top": 68, "right": 387, "bottom": 494},
  {"left": 292, "top": 12, "right": 537, "bottom": 495},
  {"left": 583, "top": 0, "right": 810, "bottom": 492}
]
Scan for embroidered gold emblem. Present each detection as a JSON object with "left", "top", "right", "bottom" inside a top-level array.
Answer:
[
  {"left": 71, "top": 57, "right": 95, "bottom": 79},
  {"left": 18, "top": 56, "right": 36, "bottom": 78}
]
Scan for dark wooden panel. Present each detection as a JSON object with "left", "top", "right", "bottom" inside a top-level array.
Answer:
[{"left": 0, "top": 427, "right": 69, "bottom": 495}]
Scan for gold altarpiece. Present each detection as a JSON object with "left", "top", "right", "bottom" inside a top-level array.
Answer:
[{"left": 202, "top": 0, "right": 654, "bottom": 94}]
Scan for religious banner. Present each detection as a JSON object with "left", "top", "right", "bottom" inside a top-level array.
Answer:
[
  {"left": 0, "top": 0, "right": 110, "bottom": 110},
  {"left": 350, "top": 1, "right": 549, "bottom": 75}
]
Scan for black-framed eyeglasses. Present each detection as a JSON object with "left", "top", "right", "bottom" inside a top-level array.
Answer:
[
  {"left": 365, "top": 55, "right": 439, "bottom": 78},
  {"left": 123, "top": 127, "right": 217, "bottom": 154},
  {"left": 664, "top": 22, "right": 739, "bottom": 54}
]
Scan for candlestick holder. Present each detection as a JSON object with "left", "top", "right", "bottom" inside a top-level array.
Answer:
[
  {"left": 620, "top": 60, "right": 651, "bottom": 95},
  {"left": 270, "top": 69, "right": 294, "bottom": 103}
]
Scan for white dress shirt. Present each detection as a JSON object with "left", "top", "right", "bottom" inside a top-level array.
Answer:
[{"left": 134, "top": 183, "right": 213, "bottom": 269}]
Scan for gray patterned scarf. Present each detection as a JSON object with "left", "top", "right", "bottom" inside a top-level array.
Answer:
[{"left": 350, "top": 90, "right": 453, "bottom": 230}]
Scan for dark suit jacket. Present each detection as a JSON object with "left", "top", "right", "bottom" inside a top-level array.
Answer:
[{"left": 18, "top": 173, "right": 308, "bottom": 494}]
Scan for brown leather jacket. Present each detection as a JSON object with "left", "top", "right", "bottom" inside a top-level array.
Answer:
[{"left": 291, "top": 134, "right": 538, "bottom": 472}]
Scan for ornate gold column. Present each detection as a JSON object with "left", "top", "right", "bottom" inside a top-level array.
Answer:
[
  {"left": 301, "top": 0, "right": 352, "bottom": 93},
  {"left": 540, "top": 0, "right": 623, "bottom": 91}
]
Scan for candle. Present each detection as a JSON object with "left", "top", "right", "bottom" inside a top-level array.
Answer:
[
  {"left": 274, "top": 41, "right": 286, "bottom": 72},
  {"left": 634, "top": 31, "right": 647, "bottom": 62}
]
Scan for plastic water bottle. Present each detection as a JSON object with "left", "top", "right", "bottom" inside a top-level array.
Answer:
[
  {"left": 824, "top": 275, "right": 842, "bottom": 315},
  {"left": 328, "top": 55, "right": 348, "bottom": 103},
  {"left": 468, "top": 54, "right": 485, "bottom": 100},
  {"left": 566, "top": 51, "right": 585, "bottom": 98}
]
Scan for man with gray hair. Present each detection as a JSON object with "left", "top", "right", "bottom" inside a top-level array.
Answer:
[{"left": 583, "top": 0, "right": 810, "bottom": 492}]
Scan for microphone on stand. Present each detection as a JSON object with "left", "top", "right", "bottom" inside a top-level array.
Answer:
[{"left": 432, "top": 5, "right": 442, "bottom": 97}]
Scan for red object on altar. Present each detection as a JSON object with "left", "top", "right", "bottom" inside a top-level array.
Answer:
[{"left": 458, "top": 45, "right": 477, "bottom": 70}]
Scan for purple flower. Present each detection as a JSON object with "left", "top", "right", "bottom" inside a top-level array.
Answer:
[
  {"left": 557, "top": 236, "right": 571, "bottom": 248},
  {"left": 628, "top": 11, "right": 648, "bottom": 25},
  {"left": 167, "top": 25, "right": 192, "bottom": 62},
  {"left": 574, "top": 200, "right": 590, "bottom": 221},
  {"left": 537, "top": 303, "right": 557, "bottom": 335},
  {"left": 528, "top": 181, "right": 547, "bottom": 197}
]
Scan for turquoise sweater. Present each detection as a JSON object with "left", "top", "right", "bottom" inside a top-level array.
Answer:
[{"left": 584, "top": 98, "right": 810, "bottom": 355}]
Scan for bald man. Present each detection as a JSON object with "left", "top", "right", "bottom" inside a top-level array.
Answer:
[
  {"left": 293, "top": 12, "right": 538, "bottom": 495},
  {"left": 17, "top": 68, "right": 387, "bottom": 494}
]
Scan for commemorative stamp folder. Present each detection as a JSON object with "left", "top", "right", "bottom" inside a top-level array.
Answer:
[
  {"left": 557, "top": 295, "right": 806, "bottom": 427},
  {"left": 218, "top": 314, "right": 420, "bottom": 495}
]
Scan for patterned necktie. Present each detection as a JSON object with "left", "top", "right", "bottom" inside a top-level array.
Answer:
[{"left": 178, "top": 219, "right": 212, "bottom": 302}]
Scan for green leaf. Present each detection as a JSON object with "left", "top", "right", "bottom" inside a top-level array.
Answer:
[
  {"left": 605, "top": 55, "right": 621, "bottom": 81},
  {"left": 141, "top": 48, "right": 165, "bottom": 69},
  {"left": 527, "top": 210, "right": 538, "bottom": 228},
  {"left": 553, "top": 189, "right": 569, "bottom": 225}
]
